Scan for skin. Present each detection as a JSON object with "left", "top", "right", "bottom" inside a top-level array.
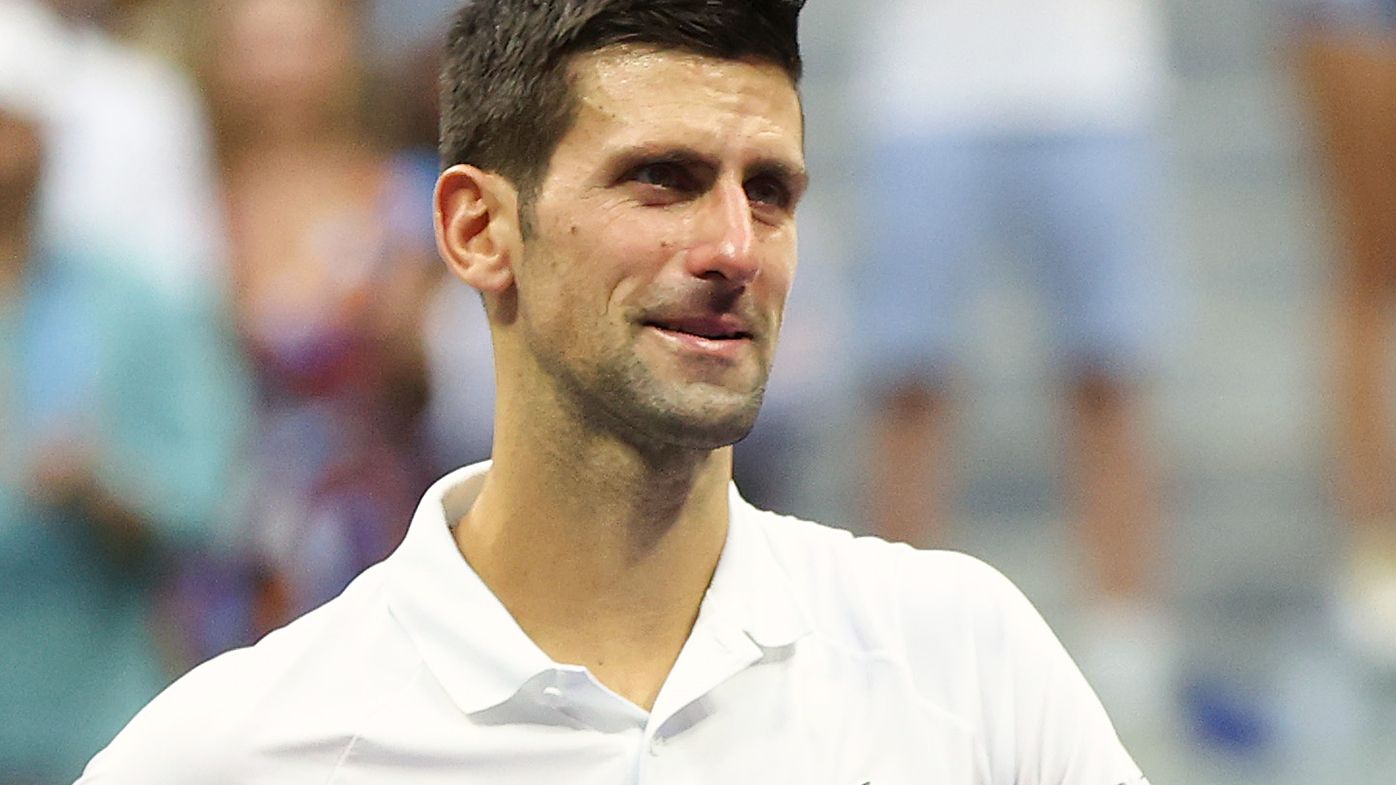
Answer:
[{"left": 434, "top": 46, "right": 806, "bottom": 711}]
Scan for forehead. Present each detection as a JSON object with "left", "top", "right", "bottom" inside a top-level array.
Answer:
[{"left": 556, "top": 46, "right": 805, "bottom": 170}]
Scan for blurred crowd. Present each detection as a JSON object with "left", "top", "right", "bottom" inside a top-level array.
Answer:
[
  {"left": 1, "top": 1, "right": 492, "bottom": 779},
  {"left": 0, "top": 0, "right": 1393, "bottom": 782}
]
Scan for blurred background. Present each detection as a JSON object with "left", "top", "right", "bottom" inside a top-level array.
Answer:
[{"left": 1, "top": 0, "right": 1394, "bottom": 782}]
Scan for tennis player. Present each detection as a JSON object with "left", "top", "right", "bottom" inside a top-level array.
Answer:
[{"left": 76, "top": 1, "right": 1148, "bottom": 782}]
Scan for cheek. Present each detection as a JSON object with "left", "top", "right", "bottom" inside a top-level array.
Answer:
[
  {"left": 585, "top": 218, "right": 686, "bottom": 304},
  {"left": 759, "top": 234, "right": 799, "bottom": 305},
  {"left": 519, "top": 223, "right": 661, "bottom": 335}
]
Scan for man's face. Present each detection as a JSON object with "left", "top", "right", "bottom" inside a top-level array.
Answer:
[{"left": 509, "top": 47, "right": 806, "bottom": 450}]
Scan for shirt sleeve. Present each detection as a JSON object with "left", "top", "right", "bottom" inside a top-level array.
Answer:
[{"left": 972, "top": 562, "right": 1149, "bottom": 785}]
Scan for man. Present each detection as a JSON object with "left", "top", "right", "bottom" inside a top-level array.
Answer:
[{"left": 77, "top": 1, "right": 1148, "bottom": 782}]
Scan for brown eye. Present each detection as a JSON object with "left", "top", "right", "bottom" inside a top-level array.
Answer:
[
  {"left": 744, "top": 175, "right": 791, "bottom": 209},
  {"left": 630, "top": 162, "right": 695, "bottom": 192}
]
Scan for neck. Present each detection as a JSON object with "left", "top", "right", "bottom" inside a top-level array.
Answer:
[{"left": 456, "top": 389, "right": 735, "bottom": 709}]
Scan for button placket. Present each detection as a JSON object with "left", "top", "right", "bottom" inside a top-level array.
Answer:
[{"left": 540, "top": 685, "right": 564, "bottom": 706}]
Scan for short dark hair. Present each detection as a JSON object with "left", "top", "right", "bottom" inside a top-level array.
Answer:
[{"left": 438, "top": 0, "right": 805, "bottom": 201}]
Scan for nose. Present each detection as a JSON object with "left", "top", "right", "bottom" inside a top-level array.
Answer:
[{"left": 683, "top": 178, "right": 758, "bottom": 285}]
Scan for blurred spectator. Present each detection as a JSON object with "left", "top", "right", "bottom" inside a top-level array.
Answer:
[
  {"left": 35, "top": 0, "right": 228, "bottom": 308},
  {"left": 0, "top": 2, "right": 251, "bottom": 780},
  {"left": 851, "top": 0, "right": 1176, "bottom": 727},
  {"left": 195, "top": 0, "right": 442, "bottom": 635},
  {"left": 1290, "top": 0, "right": 1396, "bottom": 664},
  {"left": 363, "top": 6, "right": 499, "bottom": 476}
]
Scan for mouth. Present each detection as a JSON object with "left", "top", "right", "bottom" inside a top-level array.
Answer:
[
  {"left": 642, "top": 315, "right": 754, "bottom": 342},
  {"left": 640, "top": 313, "right": 757, "bottom": 363}
]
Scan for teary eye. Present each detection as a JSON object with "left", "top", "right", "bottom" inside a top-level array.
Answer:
[
  {"left": 630, "top": 161, "right": 695, "bottom": 192},
  {"left": 744, "top": 175, "right": 792, "bottom": 209}
]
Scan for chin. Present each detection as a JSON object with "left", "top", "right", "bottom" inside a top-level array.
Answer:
[
  {"left": 625, "top": 386, "right": 766, "bottom": 451},
  {"left": 542, "top": 346, "right": 770, "bottom": 451},
  {"left": 655, "top": 412, "right": 760, "bottom": 451}
]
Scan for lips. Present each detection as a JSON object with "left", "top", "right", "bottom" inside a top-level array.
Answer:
[{"left": 643, "top": 314, "right": 753, "bottom": 341}]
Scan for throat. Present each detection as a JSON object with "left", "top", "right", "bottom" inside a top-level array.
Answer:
[
  {"left": 452, "top": 457, "right": 731, "bottom": 711},
  {"left": 533, "top": 611, "right": 697, "bottom": 712}
]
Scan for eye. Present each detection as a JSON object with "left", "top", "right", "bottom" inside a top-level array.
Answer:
[
  {"left": 628, "top": 161, "right": 697, "bottom": 193},
  {"left": 744, "top": 175, "right": 792, "bottom": 210}
]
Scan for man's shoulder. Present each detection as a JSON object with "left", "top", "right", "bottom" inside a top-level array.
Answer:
[
  {"left": 76, "top": 565, "right": 414, "bottom": 782},
  {"left": 75, "top": 645, "right": 264, "bottom": 781},
  {"left": 752, "top": 508, "right": 1021, "bottom": 615},
  {"left": 753, "top": 511, "right": 1148, "bottom": 781},
  {"left": 751, "top": 509, "right": 1030, "bottom": 644}
]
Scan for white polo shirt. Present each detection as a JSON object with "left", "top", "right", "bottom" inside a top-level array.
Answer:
[{"left": 78, "top": 462, "right": 1146, "bottom": 784}]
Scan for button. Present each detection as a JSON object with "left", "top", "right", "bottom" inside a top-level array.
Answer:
[
  {"left": 648, "top": 734, "right": 666, "bottom": 756},
  {"left": 541, "top": 686, "right": 564, "bottom": 705}
]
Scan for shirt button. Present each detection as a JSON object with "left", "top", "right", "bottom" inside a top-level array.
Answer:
[{"left": 541, "top": 686, "right": 564, "bottom": 706}]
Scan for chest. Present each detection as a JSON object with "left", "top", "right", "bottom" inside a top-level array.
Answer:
[{"left": 319, "top": 650, "right": 987, "bottom": 785}]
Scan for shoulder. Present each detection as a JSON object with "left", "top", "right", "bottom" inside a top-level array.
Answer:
[
  {"left": 752, "top": 513, "right": 1143, "bottom": 782},
  {"left": 76, "top": 566, "right": 415, "bottom": 782},
  {"left": 76, "top": 645, "right": 261, "bottom": 782},
  {"left": 752, "top": 510, "right": 1059, "bottom": 696},
  {"left": 755, "top": 509, "right": 1030, "bottom": 635}
]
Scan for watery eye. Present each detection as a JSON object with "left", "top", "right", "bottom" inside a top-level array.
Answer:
[
  {"left": 631, "top": 162, "right": 691, "bottom": 191},
  {"left": 744, "top": 176, "right": 791, "bottom": 209}
]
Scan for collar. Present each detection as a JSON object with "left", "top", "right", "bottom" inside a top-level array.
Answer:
[
  {"left": 385, "top": 461, "right": 553, "bottom": 715},
  {"left": 704, "top": 482, "right": 812, "bottom": 651},
  {"left": 384, "top": 460, "right": 811, "bottom": 717}
]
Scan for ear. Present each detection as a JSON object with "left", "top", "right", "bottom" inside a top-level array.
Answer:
[{"left": 434, "top": 164, "right": 522, "bottom": 294}]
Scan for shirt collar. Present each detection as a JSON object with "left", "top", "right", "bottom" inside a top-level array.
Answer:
[
  {"left": 705, "top": 483, "right": 812, "bottom": 651},
  {"left": 385, "top": 460, "right": 811, "bottom": 717},
  {"left": 386, "top": 461, "right": 554, "bottom": 715}
]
